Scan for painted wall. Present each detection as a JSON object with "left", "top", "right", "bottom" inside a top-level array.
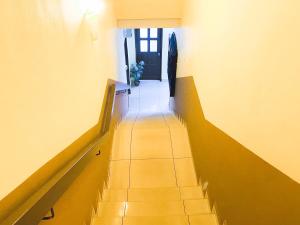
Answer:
[
  {"left": 117, "top": 19, "right": 182, "bottom": 29},
  {"left": 127, "top": 30, "right": 137, "bottom": 69},
  {"left": 0, "top": 0, "right": 118, "bottom": 200},
  {"left": 114, "top": 0, "right": 184, "bottom": 20},
  {"left": 116, "top": 30, "right": 127, "bottom": 83},
  {"left": 116, "top": 29, "right": 136, "bottom": 83},
  {"left": 178, "top": 0, "right": 300, "bottom": 183}
]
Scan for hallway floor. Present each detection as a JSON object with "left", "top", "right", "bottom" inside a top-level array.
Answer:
[{"left": 93, "top": 81, "right": 218, "bottom": 225}]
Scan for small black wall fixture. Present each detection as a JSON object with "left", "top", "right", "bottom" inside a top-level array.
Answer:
[{"left": 42, "top": 208, "right": 55, "bottom": 220}]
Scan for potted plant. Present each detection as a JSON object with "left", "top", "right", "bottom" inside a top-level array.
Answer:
[{"left": 130, "top": 61, "right": 145, "bottom": 86}]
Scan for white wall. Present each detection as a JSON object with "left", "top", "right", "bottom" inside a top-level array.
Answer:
[
  {"left": 116, "top": 30, "right": 127, "bottom": 83},
  {"left": 127, "top": 31, "right": 137, "bottom": 67},
  {"left": 115, "top": 0, "right": 184, "bottom": 20},
  {"left": 0, "top": 0, "right": 118, "bottom": 200},
  {"left": 116, "top": 29, "right": 136, "bottom": 83},
  {"left": 179, "top": 0, "right": 300, "bottom": 183}
]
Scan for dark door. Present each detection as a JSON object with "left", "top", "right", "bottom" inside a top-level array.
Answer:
[
  {"left": 135, "top": 28, "right": 163, "bottom": 80},
  {"left": 124, "top": 38, "right": 130, "bottom": 85}
]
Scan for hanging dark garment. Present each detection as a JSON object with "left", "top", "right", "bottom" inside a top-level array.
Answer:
[{"left": 167, "top": 32, "right": 178, "bottom": 97}]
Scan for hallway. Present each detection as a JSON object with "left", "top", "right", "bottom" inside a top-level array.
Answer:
[{"left": 93, "top": 81, "right": 218, "bottom": 225}]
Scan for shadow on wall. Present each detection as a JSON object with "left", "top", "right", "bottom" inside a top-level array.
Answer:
[{"left": 173, "top": 76, "right": 300, "bottom": 225}]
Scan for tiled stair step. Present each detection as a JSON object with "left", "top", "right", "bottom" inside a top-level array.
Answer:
[
  {"left": 163, "top": 114, "right": 184, "bottom": 127},
  {"left": 102, "top": 186, "right": 204, "bottom": 202},
  {"left": 123, "top": 215, "right": 189, "bottom": 225},
  {"left": 97, "top": 199, "right": 211, "bottom": 217},
  {"left": 93, "top": 214, "right": 218, "bottom": 225},
  {"left": 93, "top": 217, "right": 122, "bottom": 225}
]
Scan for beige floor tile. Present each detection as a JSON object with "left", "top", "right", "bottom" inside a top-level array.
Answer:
[
  {"left": 131, "top": 129, "right": 172, "bottom": 159},
  {"left": 98, "top": 202, "right": 126, "bottom": 217},
  {"left": 164, "top": 114, "right": 183, "bottom": 128},
  {"left": 93, "top": 216, "right": 122, "bottom": 225},
  {"left": 123, "top": 216, "right": 189, "bottom": 225},
  {"left": 174, "top": 158, "right": 198, "bottom": 186},
  {"left": 119, "top": 118, "right": 136, "bottom": 128},
  {"left": 102, "top": 189, "right": 127, "bottom": 202},
  {"left": 124, "top": 113, "right": 138, "bottom": 123},
  {"left": 180, "top": 186, "right": 204, "bottom": 199},
  {"left": 128, "top": 187, "right": 181, "bottom": 202},
  {"left": 184, "top": 199, "right": 211, "bottom": 215},
  {"left": 170, "top": 128, "right": 192, "bottom": 158},
  {"left": 189, "top": 214, "right": 219, "bottom": 225},
  {"left": 128, "top": 96, "right": 139, "bottom": 112},
  {"left": 138, "top": 101, "right": 163, "bottom": 114},
  {"left": 135, "top": 114, "right": 167, "bottom": 129},
  {"left": 130, "top": 159, "right": 177, "bottom": 188},
  {"left": 134, "top": 122, "right": 168, "bottom": 130},
  {"left": 108, "top": 160, "right": 130, "bottom": 188},
  {"left": 125, "top": 201, "right": 185, "bottom": 216},
  {"left": 111, "top": 128, "right": 131, "bottom": 160}
]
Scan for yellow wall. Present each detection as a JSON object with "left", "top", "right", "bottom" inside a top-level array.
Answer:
[
  {"left": 0, "top": 0, "right": 117, "bottom": 200},
  {"left": 178, "top": 0, "right": 300, "bottom": 183},
  {"left": 114, "top": 0, "right": 184, "bottom": 20}
]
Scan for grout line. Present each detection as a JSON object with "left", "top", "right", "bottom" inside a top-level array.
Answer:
[
  {"left": 105, "top": 185, "right": 202, "bottom": 190},
  {"left": 162, "top": 111, "right": 194, "bottom": 225},
  {"left": 183, "top": 200, "right": 192, "bottom": 225},
  {"left": 161, "top": 111, "right": 179, "bottom": 187},
  {"left": 113, "top": 157, "right": 188, "bottom": 161},
  {"left": 187, "top": 215, "right": 192, "bottom": 225},
  {"left": 122, "top": 202, "right": 126, "bottom": 225},
  {"left": 112, "top": 84, "right": 140, "bottom": 225},
  {"left": 111, "top": 158, "right": 131, "bottom": 162},
  {"left": 128, "top": 86, "right": 140, "bottom": 190}
]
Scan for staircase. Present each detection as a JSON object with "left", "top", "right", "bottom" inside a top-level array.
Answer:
[{"left": 91, "top": 81, "right": 219, "bottom": 225}]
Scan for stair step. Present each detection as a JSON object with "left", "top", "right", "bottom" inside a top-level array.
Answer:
[
  {"left": 102, "top": 189, "right": 127, "bottom": 202},
  {"left": 184, "top": 199, "right": 211, "bottom": 215},
  {"left": 123, "top": 215, "right": 189, "bottom": 225},
  {"left": 93, "top": 214, "right": 218, "bottom": 225},
  {"left": 189, "top": 214, "right": 219, "bottom": 225},
  {"left": 98, "top": 199, "right": 211, "bottom": 217},
  {"left": 124, "top": 201, "right": 186, "bottom": 216},
  {"left": 163, "top": 113, "right": 184, "bottom": 127},
  {"left": 180, "top": 186, "right": 204, "bottom": 199},
  {"left": 93, "top": 216, "right": 122, "bottom": 225},
  {"left": 101, "top": 186, "right": 204, "bottom": 202},
  {"left": 128, "top": 187, "right": 181, "bottom": 201},
  {"left": 98, "top": 202, "right": 126, "bottom": 217}
]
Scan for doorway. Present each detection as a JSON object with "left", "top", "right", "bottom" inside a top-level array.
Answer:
[{"left": 135, "top": 28, "right": 163, "bottom": 81}]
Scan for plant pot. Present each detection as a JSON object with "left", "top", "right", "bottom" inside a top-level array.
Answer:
[{"left": 134, "top": 80, "right": 140, "bottom": 86}]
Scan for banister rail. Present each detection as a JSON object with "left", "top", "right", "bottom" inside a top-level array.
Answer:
[{"left": 0, "top": 80, "right": 130, "bottom": 225}]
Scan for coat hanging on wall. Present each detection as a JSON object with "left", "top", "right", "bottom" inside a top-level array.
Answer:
[{"left": 167, "top": 32, "right": 178, "bottom": 97}]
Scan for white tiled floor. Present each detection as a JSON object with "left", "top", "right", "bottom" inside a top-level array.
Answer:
[{"left": 94, "top": 81, "right": 218, "bottom": 225}]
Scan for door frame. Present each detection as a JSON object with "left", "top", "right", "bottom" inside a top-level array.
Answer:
[
  {"left": 124, "top": 38, "right": 130, "bottom": 85},
  {"left": 134, "top": 28, "right": 163, "bottom": 81}
]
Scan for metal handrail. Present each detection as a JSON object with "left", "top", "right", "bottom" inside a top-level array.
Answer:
[{"left": 0, "top": 80, "right": 129, "bottom": 225}]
